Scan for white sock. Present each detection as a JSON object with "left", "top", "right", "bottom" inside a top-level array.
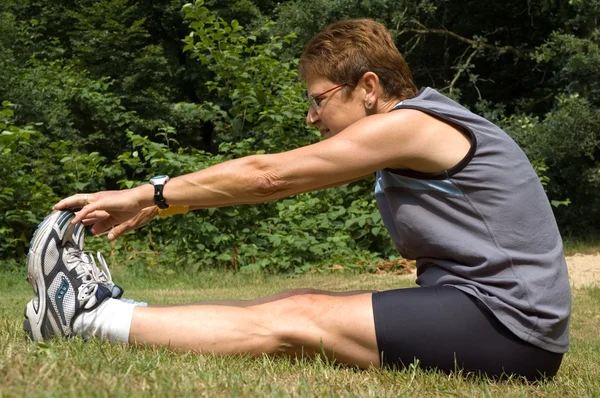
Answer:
[{"left": 73, "top": 298, "right": 136, "bottom": 344}]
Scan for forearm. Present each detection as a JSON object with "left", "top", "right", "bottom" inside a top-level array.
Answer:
[
  {"left": 136, "top": 155, "right": 286, "bottom": 209},
  {"left": 136, "top": 152, "right": 366, "bottom": 210}
]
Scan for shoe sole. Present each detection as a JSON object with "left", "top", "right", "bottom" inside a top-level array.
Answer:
[{"left": 24, "top": 210, "right": 76, "bottom": 341}]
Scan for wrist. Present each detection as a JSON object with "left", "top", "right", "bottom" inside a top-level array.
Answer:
[{"left": 135, "top": 183, "right": 156, "bottom": 209}]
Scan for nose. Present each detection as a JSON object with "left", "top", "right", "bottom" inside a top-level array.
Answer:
[{"left": 306, "top": 106, "right": 319, "bottom": 126}]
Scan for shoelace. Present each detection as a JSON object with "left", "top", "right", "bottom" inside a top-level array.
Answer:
[
  {"left": 96, "top": 252, "right": 125, "bottom": 299},
  {"left": 65, "top": 247, "right": 115, "bottom": 303},
  {"left": 95, "top": 251, "right": 115, "bottom": 287}
]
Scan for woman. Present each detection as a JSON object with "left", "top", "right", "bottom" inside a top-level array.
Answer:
[{"left": 26, "top": 19, "right": 570, "bottom": 380}]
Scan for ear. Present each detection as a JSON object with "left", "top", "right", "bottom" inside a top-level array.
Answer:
[{"left": 359, "top": 72, "right": 381, "bottom": 112}]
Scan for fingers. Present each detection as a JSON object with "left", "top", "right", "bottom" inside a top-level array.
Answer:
[
  {"left": 53, "top": 191, "right": 155, "bottom": 240},
  {"left": 80, "top": 210, "right": 111, "bottom": 226},
  {"left": 54, "top": 193, "right": 100, "bottom": 224},
  {"left": 54, "top": 193, "right": 94, "bottom": 211},
  {"left": 72, "top": 206, "right": 98, "bottom": 225},
  {"left": 107, "top": 207, "right": 158, "bottom": 241},
  {"left": 90, "top": 217, "right": 118, "bottom": 236}
]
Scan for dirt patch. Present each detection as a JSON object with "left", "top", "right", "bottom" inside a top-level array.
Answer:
[
  {"left": 371, "top": 255, "right": 600, "bottom": 288},
  {"left": 566, "top": 253, "right": 600, "bottom": 288}
]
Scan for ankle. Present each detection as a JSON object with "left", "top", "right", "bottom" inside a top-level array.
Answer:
[{"left": 73, "top": 298, "right": 136, "bottom": 344}]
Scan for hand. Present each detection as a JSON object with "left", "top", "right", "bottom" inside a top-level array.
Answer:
[
  {"left": 53, "top": 187, "right": 154, "bottom": 240},
  {"left": 81, "top": 206, "right": 159, "bottom": 240}
]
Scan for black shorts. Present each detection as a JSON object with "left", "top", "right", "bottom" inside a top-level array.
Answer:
[{"left": 372, "top": 285, "right": 563, "bottom": 380}]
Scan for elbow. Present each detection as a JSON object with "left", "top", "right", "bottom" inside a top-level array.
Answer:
[
  {"left": 253, "top": 171, "right": 287, "bottom": 198},
  {"left": 246, "top": 156, "right": 288, "bottom": 198}
]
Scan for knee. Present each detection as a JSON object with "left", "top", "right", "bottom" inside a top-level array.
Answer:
[
  {"left": 279, "top": 288, "right": 321, "bottom": 299},
  {"left": 275, "top": 289, "right": 324, "bottom": 317},
  {"left": 268, "top": 289, "right": 319, "bottom": 322},
  {"left": 266, "top": 290, "right": 327, "bottom": 353}
]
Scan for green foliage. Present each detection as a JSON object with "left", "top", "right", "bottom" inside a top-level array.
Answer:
[
  {"left": 117, "top": 1, "right": 390, "bottom": 273},
  {"left": 533, "top": 30, "right": 600, "bottom": 105},
  {"left": 273, "top": 0, "right": 405, "bottom": 57},
  {"left": 0, "top": 1, "right": 393, "bottom": 273},
  {"left": 182, "top": 0, "right": 314, "bottom": 152},
  {"left": 88, "top": 0, "right": 395, "bottom": 272},
  {"left": 0, "top": 102, "right": 52, "bottom": 257},
  {"left": 68, "top": 0, "right": 177, "bottom": 119},
  {"left": 110, "top": 129, "right": 391, "bottom": 274},
  {"left": 0, "top": 101, "right": 117, "bottom": 260},
  {"left": 3, "top": 0, "right": 600, "bottom": 266},
  {"left": 502, "top": 94, "right": 600, "bottom": 229},
  {"left": 0, "top": 56, "right": 138, "bottom": 159}
]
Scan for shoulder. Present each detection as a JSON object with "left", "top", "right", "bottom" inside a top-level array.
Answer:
[{"left": 335, "top": 107, "right": 472, "bottom": 173}]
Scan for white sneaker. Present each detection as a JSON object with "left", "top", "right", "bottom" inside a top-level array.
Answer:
[{"left": 23, "top": 210, "right": 119, "bottom": 340}]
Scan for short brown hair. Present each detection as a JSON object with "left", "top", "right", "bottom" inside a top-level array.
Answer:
[{"left": 299, "top": 19, "right": 417, "bottom": 100}]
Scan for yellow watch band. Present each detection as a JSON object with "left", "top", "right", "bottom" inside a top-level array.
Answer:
[{"left": 157, "top": 205, "right": 190, "bottom": 218}]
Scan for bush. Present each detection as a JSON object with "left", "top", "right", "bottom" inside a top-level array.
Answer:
[{"left": 0, "top": 101, "right": 118, "bottom": 262}]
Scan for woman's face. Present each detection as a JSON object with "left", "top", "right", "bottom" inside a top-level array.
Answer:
[{"left": 305, "top": 76, "right": 367, "bottom": 139}]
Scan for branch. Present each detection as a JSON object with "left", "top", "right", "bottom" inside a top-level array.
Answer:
[
  {"left": 402, "top": 28, "right": 527, "bottom": 58},
  {"left": 446, "top": 47, "right": 479, "bottom": 97}
]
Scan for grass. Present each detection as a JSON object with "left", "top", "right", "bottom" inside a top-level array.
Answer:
[
  {"left": 1, "top": 267, "right": 600, "bottom": 397},
  {"left": 563, "top": 235, "right": 600, "bottom": 256}
]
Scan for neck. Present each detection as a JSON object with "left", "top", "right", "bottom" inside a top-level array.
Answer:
[{"left": 377, "top": 98, "right": 403, "bottom": 114}]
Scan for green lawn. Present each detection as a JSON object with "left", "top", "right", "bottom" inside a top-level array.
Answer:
[{"left": 1, "top": 267, "right": 599, "bottom": 397}]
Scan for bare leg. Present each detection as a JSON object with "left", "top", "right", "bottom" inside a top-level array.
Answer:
[
  {"left": 168, "top": 288, "right": 377, "bottom": 307},
  {"left": 130, "top": 289, "right": 379, "bottom": 368}
]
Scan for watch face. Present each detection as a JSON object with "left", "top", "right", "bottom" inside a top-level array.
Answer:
[{"left": 150, "top": 175, "right": 170, "bottom": 185}]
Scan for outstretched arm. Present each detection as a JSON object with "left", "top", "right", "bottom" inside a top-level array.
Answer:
[{"left": 54, "top": 108, "right": 470, "bottom": 239}]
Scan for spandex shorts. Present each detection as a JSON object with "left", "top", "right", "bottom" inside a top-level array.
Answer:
[{"left": 372, "top": 285, "right": 563, "bottom": 380}]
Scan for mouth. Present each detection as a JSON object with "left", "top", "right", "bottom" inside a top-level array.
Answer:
[{"left": 320, "top": 129, "right": 330, "bottom": 136}]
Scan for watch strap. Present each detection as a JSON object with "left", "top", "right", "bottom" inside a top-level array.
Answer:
[{"left": 153, "top": 183, "right": 169, "bottom": 209}]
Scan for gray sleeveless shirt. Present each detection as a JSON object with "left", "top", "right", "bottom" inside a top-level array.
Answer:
[{"left": 375, "top": 87, "right": 571, "bottom": 353}]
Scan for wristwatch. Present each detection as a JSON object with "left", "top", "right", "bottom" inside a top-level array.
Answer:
[{"left": 149, "top": 175, "right": 170, "bottom": 209}]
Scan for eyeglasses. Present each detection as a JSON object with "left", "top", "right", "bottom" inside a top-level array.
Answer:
[{"left": 308, "top": 84, "right": 346, "bottom": 112}]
